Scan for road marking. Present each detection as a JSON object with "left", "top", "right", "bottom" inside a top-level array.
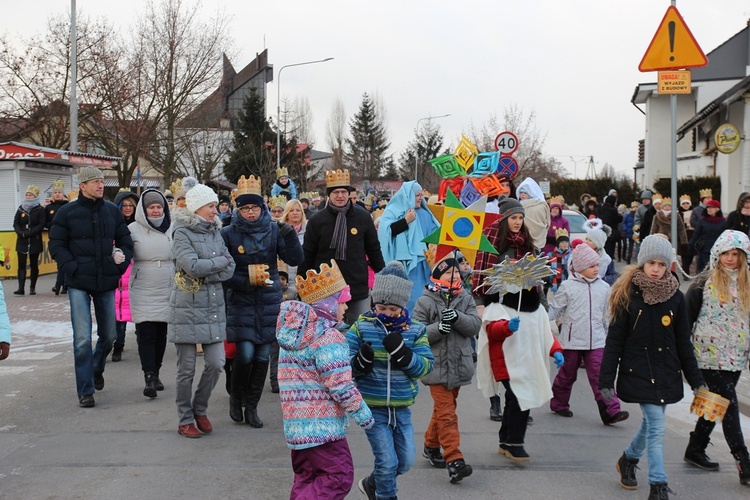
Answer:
[{"left": 7, "top": 353, "right": 62, "bottom": 360}]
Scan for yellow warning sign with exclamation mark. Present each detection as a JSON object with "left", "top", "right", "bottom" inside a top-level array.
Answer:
[{"left": 639, "top": 5, "right": 707, "bottom": 72}]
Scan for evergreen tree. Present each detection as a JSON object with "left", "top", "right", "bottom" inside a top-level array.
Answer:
[
  {"left": 345, "top": 92, "right": 390, "bottom": 182},
  {"left": 223, "top": 90, "right": 275, "bottom": 184},
  {"left": 398, "top": 120, "right": 445, "bottom": 191}
]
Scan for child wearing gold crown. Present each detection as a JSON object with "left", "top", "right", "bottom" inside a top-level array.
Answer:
[
  {"left": 271, "top": 167, "right": 297, "bottom": 199},
  {"left": 276, "top": 260, "right": 373, "bottom": 499}
]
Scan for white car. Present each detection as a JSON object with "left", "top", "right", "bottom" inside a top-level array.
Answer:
[{"left": 562, "top": 209, "right": 588, "bottom": 243}]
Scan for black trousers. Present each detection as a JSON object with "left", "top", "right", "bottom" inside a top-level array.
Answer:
[
  {"left": 17, "top": 252, "right": 39, "bottom": 289},
  {"left": 693, "top": 369, "right": 747, "bottom": 454},
  {"left": 499, "top": 379, "right": 530, "bottom": 446},
  {"left": 136, "top": 321, "right": 168, "bottom": 374}
]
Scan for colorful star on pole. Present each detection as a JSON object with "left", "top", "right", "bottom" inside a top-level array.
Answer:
[{"left": 423, "top": 190, "right": 501, "bottom": 267}]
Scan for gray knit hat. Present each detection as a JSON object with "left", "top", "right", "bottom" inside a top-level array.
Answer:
[
  {"left": 78, "top": 166, "right": 104, "bottom": 184},
  {"left": 142, "top": 190, "right": 164, "bottom": 209},
  {"left": 497, "top": 197, "right": 524, "bottom": 219},
  {"left": 637, "top": 234, "right": 674, "bottom": 266},
  {"left": 371, "top": 261, "right": 412, "bottom": 308}
]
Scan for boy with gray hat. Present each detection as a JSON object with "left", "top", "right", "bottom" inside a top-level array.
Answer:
[{"left": 347, "top": 261, "right": 434, "bottom": 500}]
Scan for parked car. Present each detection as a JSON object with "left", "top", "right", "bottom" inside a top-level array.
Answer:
[{"left": 563, "top": 209, "right": 588, "bottom": 243}]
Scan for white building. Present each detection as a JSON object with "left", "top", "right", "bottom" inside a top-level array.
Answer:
[{"left": 631, "top": 21, "right": 750, "bottom": 210}]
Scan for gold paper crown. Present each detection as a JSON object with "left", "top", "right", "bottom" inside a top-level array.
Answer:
[
  {"left": 679, "top": 194, "right": 692, "bottom": 204},
  {"left": 699, "top": 188, "right": 712, "bottom": 199},
  {"left": 296, "top": 260, "right": 347, "bottom": 304},
  {"left": 555, "top": 228, "right": 569, "bottom": 239},
  {"left": 364, "top": 194, "right": 375, "bottom": 205},
  {"left": 277, "top": 259, "right": 289, "bottom": 275},
  {"left": 631, "top": 201, "right": 640, "bottom": 208},
  {"left": 168, "top": 179, "right": 183, "bottom": 197},
  {"left": 652, "top": 193, "right": 663, "bottom": 202},
  {"left": 549, "top": 195, "right": 564, "bottom": 206},
  {"left": 237, "top": 175, "right": 262, "bottom": 196},
  {"left": 299, "top": 191, "right": 316, "bottom": 201},
  {"left": 52, "top": 179, "right": 65, "bottom": 191},
  {"left": 26, "top": 185, "right": 40, "bottom": 198},
  {"left": 326, "top": 169, "right": 350, "bottom": 189},
  {"left": 276, "top": 167, "right": 289, "bottom": 178},
  {"left": 423, "top": 244, "right": 437, "bottom": 268},
  {"left": 268, "top": 195, "right": 287, "bottom": 210},
  {"left": 231, "top": 188, "right": 238, "bottom": 202},
  {"left": 661, "top": 197, "right": 672, "bottom": 206},
  {"left": 67, "top": 189, "right": 79, "bottom": 201}
]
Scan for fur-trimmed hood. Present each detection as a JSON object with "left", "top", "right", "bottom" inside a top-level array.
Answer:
[{"left": 171, "top": 206, "right": 222, "bottom": 232}]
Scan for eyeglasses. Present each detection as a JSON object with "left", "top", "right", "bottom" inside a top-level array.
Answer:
[{"left": 239, "top": 205, "right": 261, "bottom": 213}]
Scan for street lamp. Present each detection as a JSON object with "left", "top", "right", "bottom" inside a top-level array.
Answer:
[
  {"left": 276, "top": 57, "right": 334, "bottom": 170},
  {"left": 414, "top": 114, "right": 451, "bottom": 181}
]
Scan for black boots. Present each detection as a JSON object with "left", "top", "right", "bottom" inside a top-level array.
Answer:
[
  {"left": 229, "top": 361, "right": 251, "bottom": 423},
  {"left": 447, "top": 458, "right": 473, "bottom": 483},
  {"left": 244, "top": 360, "right": 269, "bottom": 428},
  {"left": 153, "top": 370, "right": 164, "bottom": 391},
  {"left": 112, "top": 346, "right": 123, "bottom": 362},
  {"left": 616, "top": 451, "right": 639, "bottom": 490},
  {"left": 733, "top": 448, "right": 750, "bottom": 485},
  {"left": 15, "top": 274, "right": 25, "bottom": 295},
  {"left": 422, "top": 445, "right": 446, "bottom": 468},
  {"left": 648, "top": 482, "right": 673, "bottom": 500},
  {"left": 684, "top": 431, "right": 719, "bottom": 471},
  {"left": 489, "top": 395, "right": 502, "bottom": 421},
  {"left": 224, "top": 359, "right": 233, "bottom": 395},
  {"left": 143, "top": 372, "right": 157, "bottom": 398}
]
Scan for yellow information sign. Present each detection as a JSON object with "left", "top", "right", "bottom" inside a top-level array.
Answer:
[
  {"left": 639, "top": 6, "right": 707, "bottom": 72},
  {"left": 658, "top": 70, "right": 691, "bottom": 94},
  {"left": 715, "top": 123, "right": 741, "bottom": 154}
]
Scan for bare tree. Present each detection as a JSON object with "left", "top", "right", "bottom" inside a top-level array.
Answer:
[
  {"left": 292, "top": 96, "right": 315, "bottom": 146},
  {"left": 137, "top": 0, "right": 232, "bottom": 183},
  {"left": 325, "top": 98, "right": 346, "bottom": 170}
]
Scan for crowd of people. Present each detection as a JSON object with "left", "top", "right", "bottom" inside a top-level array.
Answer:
[{"left": 2, "top": 167, "right": 749, "bottom": 500}]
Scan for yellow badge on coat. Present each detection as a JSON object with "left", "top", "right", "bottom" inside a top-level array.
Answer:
[
  {"left": 350, "top": 228, "right": 358, "bottom": 235},
  {"left": 661, "top": 315, "right": 671, "bottom": 327},
  {"left": 237, "top": 245, "right": 245, "bottom": 254}
]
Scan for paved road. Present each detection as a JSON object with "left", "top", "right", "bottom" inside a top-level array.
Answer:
[{"left": 1, "top": 274, "right": 749, "bottom": 499}]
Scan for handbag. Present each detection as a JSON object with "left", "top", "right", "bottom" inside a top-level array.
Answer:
[{"left": 174, "top": 269, "right": 203, "bottom": 293}]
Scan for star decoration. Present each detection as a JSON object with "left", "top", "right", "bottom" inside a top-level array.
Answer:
[
  {"left": 470, "top": 175, "right": 508, "bottom": 197},
  {"left": 469, "top": 152, "right": 499, "bottom": 178},
  {"left": 474, "top": 253, "right": 555, "bottom": 295},
  {"left": 423, "top": 190, "right": 501, "bottom": 267},
  {"left": 429, "top": 154, "right": 464, "bottom": 179},
  {"left": 453, "top": 134, "right": 479, "bottom": 171}
]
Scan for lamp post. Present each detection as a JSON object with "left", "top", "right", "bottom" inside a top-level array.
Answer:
[
  {"left": 276, "top": 57, "right": 334, "bottom": 170},
  {"left": 414, "top": 114, "right": 451, "bottom": 181}
]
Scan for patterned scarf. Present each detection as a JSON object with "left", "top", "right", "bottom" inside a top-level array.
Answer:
[
  {"left": 329, "top": 201, "right": 350, "bottom": 260},
  {"left": 374, "top": 308, "right": 412, "bottom": 333},
  {"left": 632, "top": 269, "right": 679, "bottom": 305},
  {"left": 506, "top": 230, "right": 527, "bottom": 259},
  {"left": 426, "top": 277, "right": 463, "bottom": 297}
]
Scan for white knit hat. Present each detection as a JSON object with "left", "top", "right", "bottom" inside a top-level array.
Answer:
[{"left": 186, "top": 181, "right": 218, "bottom": 213}]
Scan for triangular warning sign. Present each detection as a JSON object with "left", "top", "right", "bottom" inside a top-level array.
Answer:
[{"left": 639, "top": 6, "right": 707, "bottom": 72}]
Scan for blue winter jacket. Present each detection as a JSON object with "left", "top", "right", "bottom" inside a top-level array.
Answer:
[
  {"left": 221, "top": 210, "right": 303, "bottom": 344},
  {"left": 622, "top": 212, "right": 635, "bottom": 239},
  {"left": 346, "top": 312, "right": 433, "bottom": 407}
]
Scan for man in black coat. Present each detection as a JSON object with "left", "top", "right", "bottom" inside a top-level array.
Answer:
[
  {"left": 298, "top": 170, "right": 385, "bottom": 325},
  {"left": 49, "top": 166, "right": 133, "bottom": 408},
  {"left": 599, "top": 195, "right": 622, "bottom": 260}
]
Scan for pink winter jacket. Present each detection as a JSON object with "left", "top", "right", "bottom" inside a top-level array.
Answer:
[{"left": 115, "top": 262, "right": 132, "bottom": 322}]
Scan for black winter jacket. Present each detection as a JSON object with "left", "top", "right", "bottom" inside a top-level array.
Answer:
[
  {"left": 299, "top": 203, "right": 385, "bottom": 301},
  {"left": 49, "top": 195, "right": 133, "bottom": 293},
  {"left": 44, "top": 200, "right": 67, "bottom": 229},
  {"left": 13, "top": 204, "right": 46, "bottom": 254},
  {"left": 599, "top": 285, "right": 704, "bottom": 405},
  {"left": 688, "top": 214, "right": 725, "bottom": 255},
  {"left": 221, "top": 214, "right": 303, "bottom": 344}
]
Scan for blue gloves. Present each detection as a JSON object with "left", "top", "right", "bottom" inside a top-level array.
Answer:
[
  {"left": 553, "top": 352, "right": 564, "bottom": 368},
  {"left": 601, "top": 388, "right": 616, "bottom": 402},
  {"left": 508, "top": 317, "right": 520, "bottom": 332}
]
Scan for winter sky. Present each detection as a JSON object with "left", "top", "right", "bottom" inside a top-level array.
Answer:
[{"left": 1, "top": 0, "right": 749, "bottom": 178}]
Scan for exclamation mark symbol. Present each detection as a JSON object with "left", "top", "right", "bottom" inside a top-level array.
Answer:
[{"left": 668, "top": 21, "right": 676, "bottom": 61}]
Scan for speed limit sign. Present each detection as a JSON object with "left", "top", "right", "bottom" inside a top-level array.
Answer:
[{"left": 494, "top": 131, "right": 519, "bottom": 155}]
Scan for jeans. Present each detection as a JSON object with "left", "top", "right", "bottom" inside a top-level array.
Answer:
[
  {"left": 625, "top": 403, "right": 667, "bottom": 484},
  {"left": 364, "top": 407, "right": 415, "bottom": 500},
  {"left": 115, "top": 321, "right": 127, "bottom": 350},
  {"left": 175, "top": 342, "right": 225, "bottom": 425},
  {"left": 136, "top": 321, "right": 168, "bottom": 374},
  {"left": 69, "top": 288, "right": 116, "bottom": 397},
  {"left": 234, "top": 340, "right": 271, "bottom": 364}
]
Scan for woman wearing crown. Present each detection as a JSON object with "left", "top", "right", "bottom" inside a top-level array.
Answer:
[
  {"left": 46, "top": 180, "right": 69, "bottom": 294},
  {"left": 13, "top": 185, "right": 46, "bottom": 295},
  {"left": 221, "top": 175, "right": 303, "bottom": 428},
  {"left": 271, "top": 167, "right": 298, "bottom": 200}
]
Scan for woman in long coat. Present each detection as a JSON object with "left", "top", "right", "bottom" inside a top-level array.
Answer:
[
  {"left": 169, "top": 178, "right": 235, "bottom": 438},
  {"left": 221, "top": 186, "right": 302, "bottom": 428},
  {"left": 13, "top": 185, "right": 46, "bottom": 295},
  {"left": 129, "top": 189, "right": 173, "bottom": 398}
]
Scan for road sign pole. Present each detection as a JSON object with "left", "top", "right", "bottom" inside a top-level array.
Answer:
[{"left": 671, "top": 93, "right": 678, "bottom": 251}]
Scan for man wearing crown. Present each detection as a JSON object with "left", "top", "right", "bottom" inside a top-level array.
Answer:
[
  {"left": 271, "top": 167, "right": 297, "bottom": 200},
  {"left": 690, "top": 188, "right": 713, "bottom": 231},
  {"left": 45, "top": 180, "right": 69, "bottom": 294},
  {"left": 299, "top": 169, "right": 385, "bottom": 325}
]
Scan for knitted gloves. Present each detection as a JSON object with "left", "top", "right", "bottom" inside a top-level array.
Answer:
[{"left": 382, "top": 331, "right": 413, "bottom": 368}]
